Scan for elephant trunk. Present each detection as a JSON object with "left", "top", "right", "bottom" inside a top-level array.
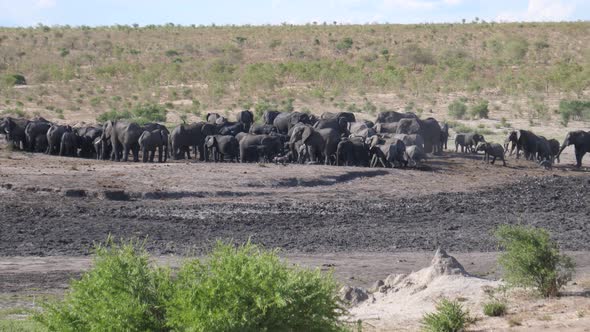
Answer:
[{"left": 556, "top": 137, "right": 569, "bottom": 159}]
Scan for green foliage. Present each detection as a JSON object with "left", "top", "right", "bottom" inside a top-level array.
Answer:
[
  {"left": 167, "top": 241, "right": 345, "bottom": 332},
  {"left": 483, "top": 301, "right": 507, "bottom": 317},
  {"left": 448, "top": 99, "right": 467, "bottom": 119},
  {"left": 336, "top": 37, "right": 353, "bottom": 52},
  {"left": 35, "top": 238, "right": 172, "bottom": 331},
  {"left": 421, "top": 299, "right": 471, "bottom": 332},
  {"left": 1, "top": 74, "right": 27, "bottom": 86},
  {"left": 559, "top": 99, "right": 590, "bottom": 126},
  {"left": 96, "top": 103, "right": 166, "bottom": 124},
  {"left": 470, "top": 100, "right": 489, "bottom": 119},
  {"left": 495, "top": 225, "right": 576, "bottom": 297},
  {"left": 0, "top": 319, "right": 46, "bottom": 332}
]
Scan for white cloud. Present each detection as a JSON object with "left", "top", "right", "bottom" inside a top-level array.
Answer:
[
  {"left": 36, "top": 0, "right": 56, "bottom": 9},
  {"left": 382, "top": 0, "right": 462, "bottom": 11},
  {"left": 496, "top": 0, "right": 575, "bottom": 22}
]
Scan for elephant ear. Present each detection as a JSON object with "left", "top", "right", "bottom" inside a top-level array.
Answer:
[{"left": 302, "top": 126, "right": 313, "bottom": 144}]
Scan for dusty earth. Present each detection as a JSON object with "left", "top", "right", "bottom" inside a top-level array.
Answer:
[{"left": 0, "top": 139, "right": 589, "bottom": 330}]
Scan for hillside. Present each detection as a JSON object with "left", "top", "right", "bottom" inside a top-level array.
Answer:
[{"left": 0, "top": 22, "right": 589, "bottom": 126}]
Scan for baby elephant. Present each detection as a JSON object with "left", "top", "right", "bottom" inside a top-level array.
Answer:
[
  {"left": 139, "top": 129, "right": 169, "bottom": 163},
  {"left": 476, "top": 142, "right": 506, "bottom": 166}
]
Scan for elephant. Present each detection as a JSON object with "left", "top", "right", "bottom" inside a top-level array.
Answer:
[
  {"left": 249, "top": 124, "right": 277, "bottom": 135},
  {"left": 289, "top": 125, "right": 340, "bottom": 165},
  {"left": 455, "top": 133, "right": 485, "bottom": 153},
  {"left": 1, "top": 117, "right": 28, "bottom": 150},
  {"left": 440, "top": 123, "right": 449, "bottom": 150},
  {"left": 375, "top": 122, "right": 398, "bottom": 134},
  {"left": 557, "top": 130, "right": 590, "bottom": 168},
  {"left": 273, "top": 112, "right": 311, "bottom": 134},
  {"left": 393, "top": 134, "right": 424, "bottom": 150},
  {"left": 101, "top": 121, "right": 143, "bottom": 162},
  {"left": 335, "top": 136, "right": 369, "bottom": 166},
  {"left": 320, "top": 111, "right": 356, "bottom": 123},
  {"left": 170, "top": 122, "right": 216, "bottom": 160},
  {"left": 93, "top": 136, "right": 110, "bottom": 161},
  {"left": 368, "top": 136, "right": 406, "bottom": 168},
  {"left": 313, "top": 116, "right": 350, "bottom": 136},
  {"left": 206, "top": 113, "right": 223, "bottom": 124},
  {"left": 236, "top": 110, "right": 254, "bottom": 132},
  {"left": 239, "top": 134, "right": 283, "bottom": 163},
  {"left": 60, "top": 131, "right": 79, "bottom": 157},
  {"left": 24, "top": 119, "right": 51, "bottom": 152},
  {"left": 47, "top": 125, "right": 72, "bottom": 155},
  {"left": 348, "top": 122, "right": 376, "bottom": 139},
  {"left": 362, "top": 120, "right": 375, "bottom": 128},
  {"left": 536, "top": 136, "right": 553, "bottom": 163},
  {"left": 34, "top": 134, "right": 48, "bottom": 153},
  {"left": 476, "top": 142, "right": 506, "bottom": 166},
  {"left": 217, "top": 122, "right": 245, "bottom": 136},
  {"left": 404, "top": 145, "right": 426, "bottom": 167},
  {"left": 263, "top": 110, "right": 281, "bottom": 125},
  {"left": 548, "top": 139, "right": 560, "bottom": 164},
  {"left": 396, "top": 117, "right": 442, "bottom": 154},
  {"left": 375, "top": 111, "right": 417, "bottom": 123},
  {"left": 139, "top": 129, "right": 169, "bottom": 163},
  {"left": 204, "top": 135, "right": 239, "bottom": 162},
  {"left": 75, "top": 126, "right": 103, "bottom": 158},
  {"left": 506, "top": 130, "right": 539, "bottom": 160}
]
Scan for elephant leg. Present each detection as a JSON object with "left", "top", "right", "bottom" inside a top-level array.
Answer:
[
  {"left": 149, "top": 150, "right": 155, "bottom": 162},
  {"left": 142, "top": 147, "right": 148, "bottom": 162},
  {"left": 158, "top": 146, "right": 163, "bottom": 163},
  {"left": 491, "top": 156, "right": 496, "bottom": 164},
  {"left": 575, "top": 150, "right": 583, "bottom": 168},
  {"left": 197, "top": 145, "right": 205, "bottom": 161},
  {"left": 122, "top": 145, "right": 130, "bottom": 162}
]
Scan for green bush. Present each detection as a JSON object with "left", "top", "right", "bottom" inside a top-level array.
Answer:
[
  {"left": 35, "top": 238, "right": 172, "bottom": 331},
  {"left": 448, "top": 99, "right": 467, "bottom": 119},
  {"left": 421, "top": 299, "right": 471, "bottom": 332},
  {"left": 495, "top": 225, "right": 575, "bottom": 297},
  {"left": 470, "top": 100, "right": 489, "bottom": 119},
  {"left": 1, "top": 74, "right": 27, "bottom": 86},
  {"left": 336, "top": 37, "right": 353, "bottom": 52},
  {"left": 132, "top": 103, "right": 167, "bottom": 123},
  {"left": 483, "top": 301, "right": 507, "bottom": 317},
  {"left": 559, "top": 99, "right": 590, "bottom": 126},
  {"left": 167, "top": 241, "right": 345, "bottom": 332},
  {"left": 96, "top": 109, "right": 132, "bottom": 123}
]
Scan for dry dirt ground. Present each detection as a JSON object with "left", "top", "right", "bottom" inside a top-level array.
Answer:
[{"left": 0, "top": 140, "right": 589, "bottom": 330}]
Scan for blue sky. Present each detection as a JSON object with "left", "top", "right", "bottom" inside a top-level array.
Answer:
[{"left": 0, "top": 0, "right": 588, "bottom": 27}]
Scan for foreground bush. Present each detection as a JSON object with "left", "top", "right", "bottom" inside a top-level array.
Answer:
[
  {"left": 167, "top": 241, "right": 345, "bottom": 332},
  {"left": 495, "top": 225, "right": 575, "bottom": 297},
  {"left": 421, "top": 298, "right": 471, "bottom": 332},
  {"left": 35, "top": 238, "right": 171, "bottom": 331}
]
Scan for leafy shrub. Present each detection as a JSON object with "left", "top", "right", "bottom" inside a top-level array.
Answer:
[
  {"left": 422, "top": 298, "right": 471, "bottom": 332},
  {"left": 336, "top": 37, "right": 353, "bottom": 52},
  {"left": 167, "top": 241, "right": 344, "bottom": 332},
  {"left": 495, "top": 225, "right": 575, "bottom": 297},
  {"left": 559, "top": 99, "right": 590, "bottom": 126},
  {"left": 483, "top": 300, "right": 507, "bottom": 317},
  {"left": 448, "top": 99, "right": 467, "bottom": 119},
  {"left": 470, "top": 100, "right": 489, "bottom": 119},
  {"left": 132, "top": 103, "right": 167, "bottom": 123},
  {"left": 35, "top": 238, "right": 172, "bottom": 331},
  {"left": 97, "top": 109, "right": 132, "bottom": 122},
  {"left": 1, "top": 74, "right": 26, "bottom": 86}
]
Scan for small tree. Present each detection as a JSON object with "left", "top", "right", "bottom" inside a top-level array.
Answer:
[
  {"left": 495, "top": 225, "right": 575, "bottom": 297},
  {"left": 422, "top": 298, "right": 471, "bottom": 332},
  {"left": 448, "top": 99, "right": 467, "bottom": 119},
  {"left": 470, "top": 100, "right": 489, "bottom": 119}
]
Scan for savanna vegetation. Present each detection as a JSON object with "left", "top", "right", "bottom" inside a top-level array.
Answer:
[{"left": 0, "top": 22, "right": 589, "bottom": 125}]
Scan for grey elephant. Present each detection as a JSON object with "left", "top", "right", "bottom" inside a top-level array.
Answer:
[
  {"left": 440, "top": 123, "right": 449, "bottom": 150},
  {"left": 249, "top": 124, "right": 277, "bottom": 135},
  {"left": 170, "top": 122, "right": 216, "bottom": 160},
  {"left": 236, "top": 110, "right": 254, "bottom": 132},
  {"left": 476, "top": 142, "right": 506, "bottom": 166},
  {"left": 47, "top": 125, "right": 72, "bottom": 155},
  {"left": 101, "top": 120, "right": 142, "bottom": 162},
  {"left": 93, "top": 137, "right": 110, "bottom": 160},
  {"left": 75, "top": 126, "right": 103, "bottom": 158},
  {"left": 239, "top": 134, "right": 283, "bottom": 163},
  {"left": 557, "top": 130, "right": 590, "bottom": 168},
  {"left": 24, "top": 119, "right": 51, "bottom": 152},
  {"left": 60, "top": 131, "right": 78, "bottom": 157},
  {"left": 139, "top": 129, "right": 168, "bottom": 163},
  {"left": 455, "top": 133, "right": 485, "bottom": 153},
  {"left": 34, "top": 134, "right": 48, "bottom": 153},
  {"left": 375, "top": 122, "right": 399, "bottom": 134},
  {"left": 396, "top": 117, "right": 442, "bottom": 154},
  {"left": 206, "top": 113, "right": 223, "bottom": 124},
  {"left": 289, "top": 125, "right": 340, "bottom": 165},
  {"left": 536, "top": 136, "right": 553, "bottom": 163},
  {"left": 548, "top": 139, "right": 560, "bottom": 164},
  {"left": 313, "top": 116, "right": 350, "bottom": 136},
  {"left": 348, "top": 122, "right": 376, "bottom": 139},
  {"left": 404, "top": 145, "right": 426, "bottom": 167},
  {"left": 320, "top": 111, "right": 356, "bottom": 123},
  {"left": 336, "top": 138, "right": 355, "bottom": 166},
  {"left": 506, "top": 130, "right": 539, "bottom": 160},
  {"left": 393, "top": 134, "right": 424, "bottom": 150},
  {"left": 217, "top": 121, "right": 245, "bottom": 136},
  {"left": 1, "top": 117, "right": 28, "bottom": 150},
  {"left": 273, "top": 112, "right": 311, "bottom": 134},
  {"left": 204, "top": 135, "right": 239, "bottom": 162},
  {"left": 375, "top": 111, "right": 417, "bottom": 123},
  {"left": 368, "top": 136, "right": 406, "bottom": 168},
  {"left": 263, "top": 110, "right": 281, "bottom": 125}
]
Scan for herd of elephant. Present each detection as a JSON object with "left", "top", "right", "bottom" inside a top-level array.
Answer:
[{"left": 1, "top": 109, "right": 588, "bottom": 169}]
